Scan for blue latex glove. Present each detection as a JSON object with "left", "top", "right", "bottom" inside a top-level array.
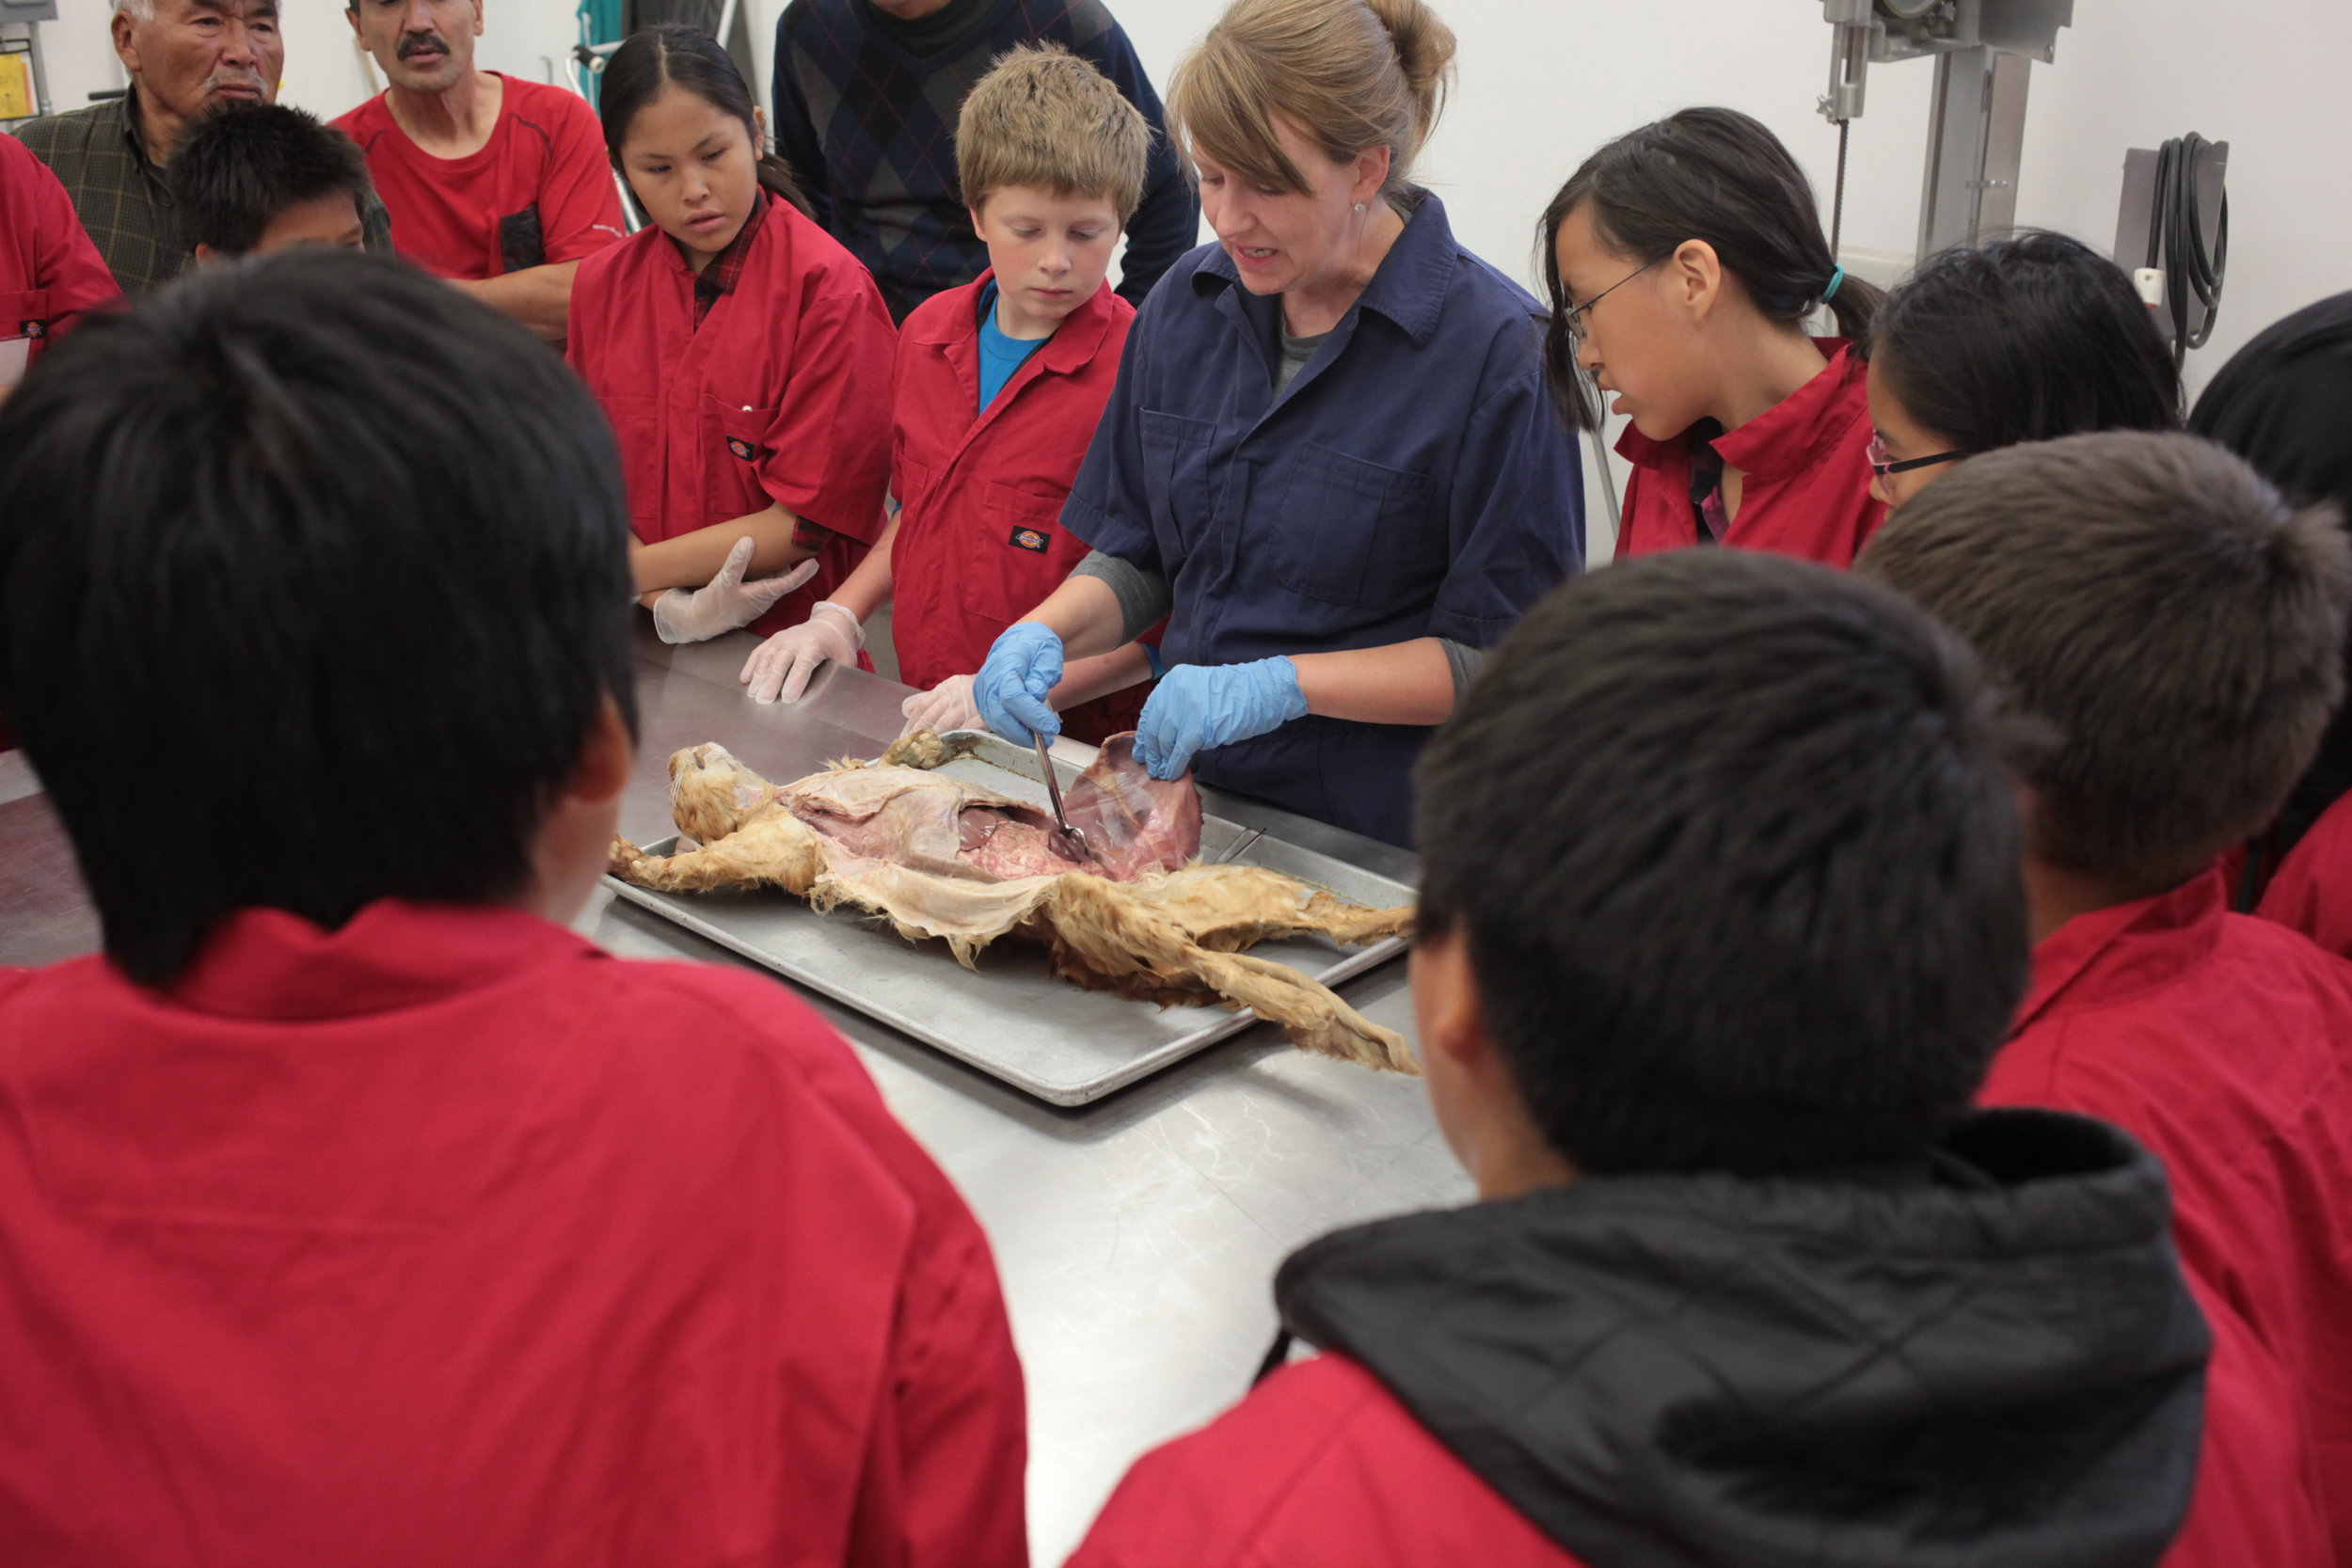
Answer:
[
  {"left": 1134, "top": 657, "right": 1309, "bottom": 781},
  {"left": 974, "top": 622, "right": 1066, "bottom": 745}
]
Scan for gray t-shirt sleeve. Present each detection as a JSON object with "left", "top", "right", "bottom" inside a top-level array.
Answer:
[
  {"left": 1071, "top": 550, "right": 1175, "bottom": 644},
  {"left": 1439, "top": 637, "right": 1485, "bottom": 699}
]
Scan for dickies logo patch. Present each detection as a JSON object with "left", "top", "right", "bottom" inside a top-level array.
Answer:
[
  {"left": 1009, "top": 526, "right": 1051, "bottom": 554},
  {"left": 726, "top": 436, "right": 757, "bottom": 461},
  {"left": 19, "top": 321, "right": 43, "bottom": 339}
]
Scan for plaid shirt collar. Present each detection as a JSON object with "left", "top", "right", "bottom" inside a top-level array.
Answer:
[{"left": 689, "top": 192, "right": 771, "bottom": 326}]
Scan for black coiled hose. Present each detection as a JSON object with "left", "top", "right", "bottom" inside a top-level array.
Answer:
[{"left": 2147, "top": 133, "right": 2229, "bottom": 369}]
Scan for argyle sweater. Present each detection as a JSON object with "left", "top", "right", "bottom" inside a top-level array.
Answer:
[{"left": 770, "top": 0, "right": 1198, "bottom": 321}]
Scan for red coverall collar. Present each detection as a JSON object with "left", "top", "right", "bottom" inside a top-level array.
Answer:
[
  {"left": 906, "top": 267, "right": 1119, "bottom": 379},
  {"left": 1614, "top": 339, "right": 1862, "bottom": 481},
  {"left": 2012, "top": 865, "right": 2231, "bottom": 1035},
  {"left": 660, "top": 187, "right": 774, "bottom": 283},
  {"left": 165, "top": 900, "right": 594, "bottom": 1022}
]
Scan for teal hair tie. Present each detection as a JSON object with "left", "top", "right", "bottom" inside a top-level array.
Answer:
[{"left": 1824, "top": 264, "right": 1847, "bottom": 301}]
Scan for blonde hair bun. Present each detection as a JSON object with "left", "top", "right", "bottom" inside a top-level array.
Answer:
[
  {"left": 1168, "top": 0, "right": 1458, "bottom": 199},
  {"left": 1361, "top": 0, "right": 1456, "bottom": 147}
]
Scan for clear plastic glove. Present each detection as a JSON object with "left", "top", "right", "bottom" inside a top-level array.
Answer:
[
  {"left": 650, "top": 537, "right": 818, "bottom": 644},
  {"left": 974, "top": 623, "right": 1065, "bottom": 745},
  {"left": 900, "top": 673, "right": 980, "bottom": 737},
  {"left": 739, "top": 599, "right": 865, "bottom": 704},
  {"left": 1133, "top": 657, "right": 1309, "bottom": 781}
]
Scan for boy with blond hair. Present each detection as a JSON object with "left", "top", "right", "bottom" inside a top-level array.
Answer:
[{"left": 741, "top": 43, "right": 1157, "bottom": 742}]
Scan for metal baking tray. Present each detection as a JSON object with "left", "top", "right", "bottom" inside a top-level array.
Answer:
[{"left": 603, "top": 731, "right": 1412, "bottom": 1104}]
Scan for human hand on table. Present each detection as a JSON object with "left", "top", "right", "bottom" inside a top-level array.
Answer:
[
  {"left": 651, "top": 536, "right": 818, "bottom": 645},
  {"left": 900, "top": 673, "right": 980, "bottom": 736},
  {"left": 974, "top": 623, "right": 1065, "bottom": 745},
  {"left": 739, "top": 599, "right": 864, "bottom": 704},
  {"left": 1133, "top": 657, "right": 1308, "bottom": 781}
]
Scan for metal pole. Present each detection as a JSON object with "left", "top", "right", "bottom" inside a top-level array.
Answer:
[
  {"left": 1975, "top": 52, "right": 2031, "bottom": 239},
  {"left": 1916, "top": 46, "right": 1990, "bottom": 258},
  {"left": 1915, "top": 45, "right": 2033, "bottom": 259}
]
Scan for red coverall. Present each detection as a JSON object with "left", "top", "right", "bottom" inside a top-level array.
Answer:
[
  {"left": 2259, "top": 792, "right": 2352, "bottom": 960},
  {"left": 1066, "top": 1339, "right": 2310, "bottom": 1567},
  {"left": 1613, "top": 340, "right": 1885, "bottom": 566},
  {"left": 889, "top": 271, "right": 1145, "bottom": 744},
  {"left": 568, "top": 193, "right": 896, "bottom": 637},
  {"left": 1980, "top": 866, "right": 2352, "bottom": 1558},
  {"left": 0, "top": 900, "right": 1027, "bottom": 1568}
]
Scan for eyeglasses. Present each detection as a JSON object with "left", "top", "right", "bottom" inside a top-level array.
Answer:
[
  {"left": 1867, "top": 433, "right": 1968, "bottom": 479},
  {"left": 1562, "top": 258, "right": 1659, "bottom": 351}
]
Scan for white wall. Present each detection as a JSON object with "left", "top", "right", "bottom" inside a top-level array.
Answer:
[
  {"left": 27, "top": 0, "right": 2351, "bottom": 525},
  {"left": 32, "top": 0, "right": 580, "bottom": 120}
]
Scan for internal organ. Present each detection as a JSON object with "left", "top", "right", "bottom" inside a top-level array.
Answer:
[{"left": 785, "top": 733, "right": 1200, "bottom": 885}]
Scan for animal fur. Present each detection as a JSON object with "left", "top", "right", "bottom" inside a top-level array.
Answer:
[{"left": 608, "top": 738, "right": 1418, "bottom": 1073}]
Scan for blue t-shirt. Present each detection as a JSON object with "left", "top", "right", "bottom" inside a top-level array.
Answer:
[{"left": 977, "top": 284, "right": 1049, "bottom": 409}]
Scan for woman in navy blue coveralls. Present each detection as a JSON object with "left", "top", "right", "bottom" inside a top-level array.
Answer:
[{"left": 970, "top": 0, "right": 1584, "bottom": 847}]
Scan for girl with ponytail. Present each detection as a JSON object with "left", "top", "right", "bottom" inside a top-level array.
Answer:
[
  {"left": 566, "top": 24, "right": 895, "bottom": 649},
  {"left": 1542, "top": 107, "right": 1887, "bottom": 564}
]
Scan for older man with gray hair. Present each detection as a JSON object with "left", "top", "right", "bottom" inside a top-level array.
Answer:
[{"left": 10, "top": 0, "right": 391, "bottom": 296}]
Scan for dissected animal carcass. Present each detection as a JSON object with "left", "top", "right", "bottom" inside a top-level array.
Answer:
[{"left": 607, "top": 733, "right": 1418, "bottom": 1072}]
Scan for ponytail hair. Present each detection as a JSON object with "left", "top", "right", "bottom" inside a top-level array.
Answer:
[
  {"left": 599, "top": 24, "right": 814, "bottom": 220},
  {"left": 1539, "top": 106, "right": 1881, "bottom": 432}
]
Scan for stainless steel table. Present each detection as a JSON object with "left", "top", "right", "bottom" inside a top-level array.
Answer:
[{"left": 0, "top": 626, "right": 1469, "bottom": 1565}]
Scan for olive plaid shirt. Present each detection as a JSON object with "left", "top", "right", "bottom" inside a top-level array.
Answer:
[{"left": 10, "top": 89, "right": 394, "bottom": 299}]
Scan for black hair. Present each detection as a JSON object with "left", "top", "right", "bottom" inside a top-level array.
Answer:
[
  {"left": 1859, "top": 432, "right": 2351, "bottom": 892},
  {"left": 1415, "top": 549, "right": 2027, "bottom": 1177},
  {"left": 170, "top": 102, "right": 374, "bottom": 257},
  {"left": 1867, "top": 231, "right": 2182, "bottom": 455},
  {"left": 0, "top": 250, "right": 640, "bottom": 988},
  {"left": 599, "top": 24, "right": 814, "bottom": 220},
  {"left": 1538, "top": 106, "right": 1883, "bottom": 433},
  {"left": 2189, "top": 291, "right": 2352, "bottom": 858}
]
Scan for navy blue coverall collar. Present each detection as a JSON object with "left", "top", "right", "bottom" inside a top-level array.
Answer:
[{"left": 1191, "top": 188, "right": 1453, "bottom": 397}]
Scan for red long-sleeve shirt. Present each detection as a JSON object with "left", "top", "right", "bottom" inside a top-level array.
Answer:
[
  {"left": 2259, "top": 792, "right": 2352, "bottom": 960},
  {"left": 1980, "top": 867, "right": 2352, "bottom": 1558},
  {"left": 0, "top": 899, "right": 1027, "bottom": 1568}
]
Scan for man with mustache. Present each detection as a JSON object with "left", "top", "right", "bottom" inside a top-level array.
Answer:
[
  {"left": 336, "top": 0, "right": 625, "bottom": 343},
  {"left": 8, "top": 0, "right": 393, "bottom": 298}
]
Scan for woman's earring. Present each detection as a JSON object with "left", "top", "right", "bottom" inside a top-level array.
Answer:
[{"left": 1354, "top": 202, "right": 1366, "bottom": 213}]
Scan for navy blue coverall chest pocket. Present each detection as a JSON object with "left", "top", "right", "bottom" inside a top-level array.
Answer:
[
  {"left": 1138, "top": 409, "right": 1217, "bottom": 551},
  {"left": 1272, "top": 444, "right": 1444, "bottom": 610}
]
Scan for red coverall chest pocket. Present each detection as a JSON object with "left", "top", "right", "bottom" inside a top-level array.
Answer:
[
  {"left": 965, "top": 479, "right": 1076, "bottom": 624},
  {"left": 702, "top": 397, "right": 780, "bottom": 523}
]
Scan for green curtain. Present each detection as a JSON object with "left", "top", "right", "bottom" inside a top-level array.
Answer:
[{"left": 576, "top": 0, "right": 625, "bottom": 105}]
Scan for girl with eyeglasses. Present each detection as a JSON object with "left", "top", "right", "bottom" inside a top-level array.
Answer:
[
  {"left": 1541, "top": 107, "right": 1885, "bottom": 564},
  {"left": 1865, "top": 230, "right": 2180, "bottom": 509}
]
